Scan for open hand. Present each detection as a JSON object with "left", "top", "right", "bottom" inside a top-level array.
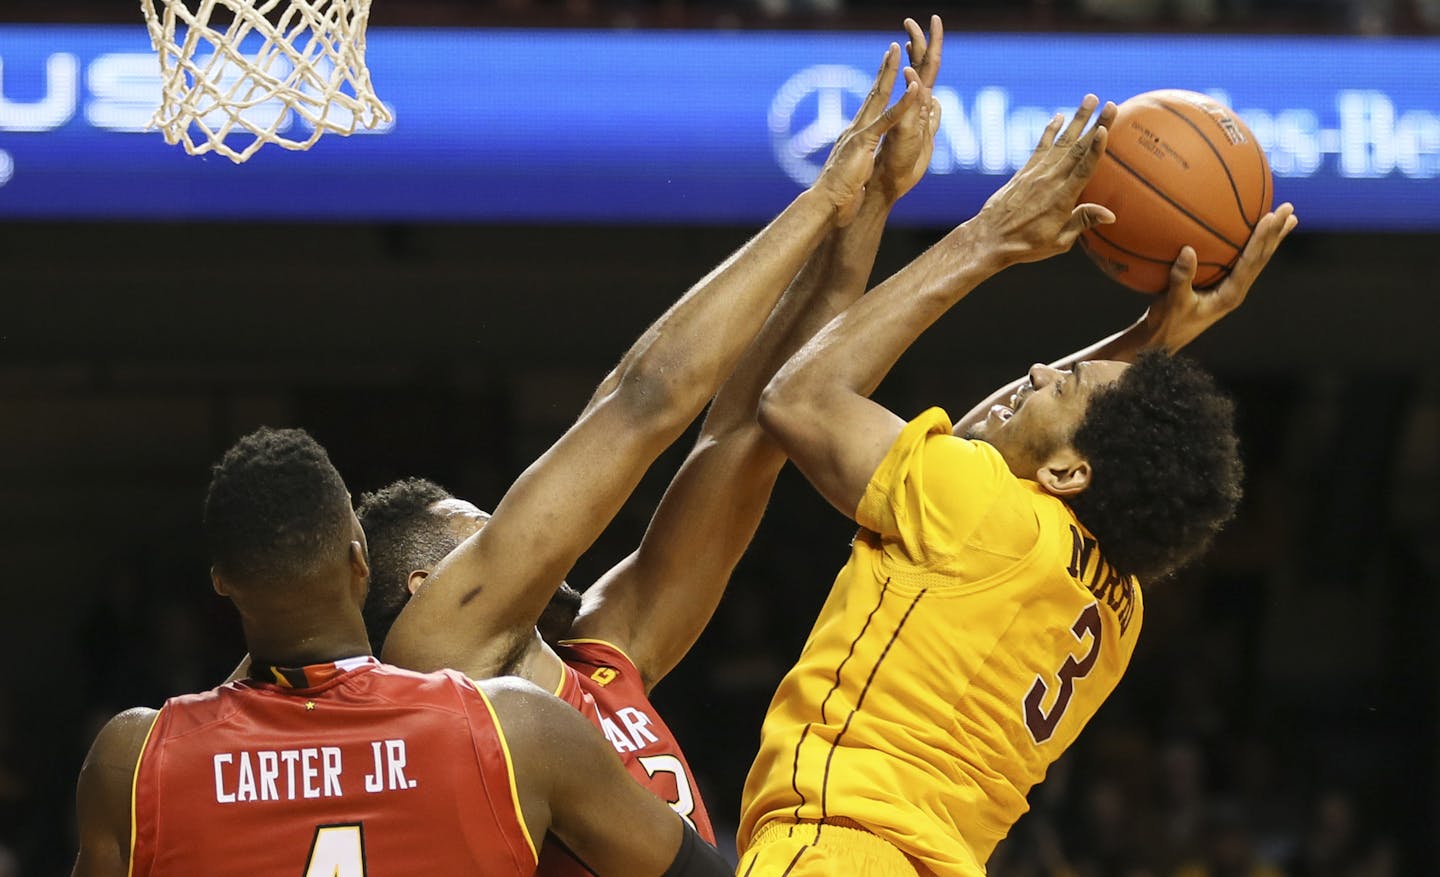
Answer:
[
  {"left": 811, "top": 43, "right": 921, "bottom": 225},
  {"left": 1142, "top": 202, "right": 1299, "bottom": 351},
  {"left": 967, "top": 95, "right": 1116, "bottom": 266},
  {"left": 873, "top": 15, "right": 944, "bottom": 204}
]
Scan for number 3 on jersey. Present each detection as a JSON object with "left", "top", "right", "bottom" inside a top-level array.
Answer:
[
  {"left": 304, "top": 823, "right": 366, "bottom": 876},
  {"left": 638, "top": 754, "right": 697, "bottom": 830},
  {"left": 1023, "top": 603, "right": 1103, "bottom": 744}
]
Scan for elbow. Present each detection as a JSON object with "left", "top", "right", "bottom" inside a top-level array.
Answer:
[
  {"left": 757, "top": 373, "right": 806, "bottom": 454},
  {"left": 606, "top": 347, "right": 700, "bottom": 439}
]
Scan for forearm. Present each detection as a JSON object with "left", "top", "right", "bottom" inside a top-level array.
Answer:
[
  {"left": 702, "top": 193, "right": 894, "bottom": 442},
  {"left": 570, "top": 199, "right": 894, "bottom": 681},
  {"left": 768, "top": 218, "right": 1007, "bottom": 410},
  {"left": 608, "top": 189, "right": 837, "bottom": 427}
]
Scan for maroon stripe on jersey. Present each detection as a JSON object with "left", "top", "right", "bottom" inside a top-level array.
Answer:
[
  {"left": 816, "top": 587, "right": 929, "bottom": 831},
  {"left": 788, "top": 578, "right": 892, "bottom": 830}
]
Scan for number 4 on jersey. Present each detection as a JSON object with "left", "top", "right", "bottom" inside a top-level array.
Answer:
[{"left": 304, "top": 823, "right": 366, "bottom": 877}]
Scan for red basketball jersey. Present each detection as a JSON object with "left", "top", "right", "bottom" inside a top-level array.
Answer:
[
  {"left": 131, "top": 657, "right": 538, "bottom": 876},
  {"left": 535, "top": 639, "right": 713, "bottom": 877}
]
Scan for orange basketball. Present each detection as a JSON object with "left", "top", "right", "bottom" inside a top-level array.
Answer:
[{"left": 1079, "top": 90, "right": 1272, "bottom": 294}]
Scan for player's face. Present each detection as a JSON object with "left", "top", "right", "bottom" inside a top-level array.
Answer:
[{"left": 965, "top": 360, "right": 1129, "bottom": 478}]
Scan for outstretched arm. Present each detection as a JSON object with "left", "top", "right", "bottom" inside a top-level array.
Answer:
[
  {"left": 569, "top": 18, "right": 946, "bottom": 689},
  {"left": 71, "top": 708, "right": 157, "bottom": 877},
  {"left": 759, "top": 96, "right": 1117, "bottom": 520},
  {"left": 383, "top": 46, "right": 922, "bottom": 684},
  {"left": 488, "top": 679, "right": 730, "bottom": 876},
  {"left": 952, "top": 202, "right": 1299, "bottom": 435}
]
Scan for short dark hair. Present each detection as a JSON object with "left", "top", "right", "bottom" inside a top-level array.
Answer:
[
  {"left": 204, "top": 427, "right": 353, "bottom": 587},
  {"left": 356, "top": 477, "right": 461, "bottom": 650},
  {"left": 1068, "top": 352, "right": 1243, "bottom": 582}
]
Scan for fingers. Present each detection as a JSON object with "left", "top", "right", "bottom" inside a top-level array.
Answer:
[
  {"left": 1223, "top": 202, "right": 1298, "bottom": 289},
  {"left": 1095, "top": 100, "right": 1118, "bottom": 134},
  {"left": 1067, "top": 123, "right": 1109, "bottom": 182},
  {"left": 902, "top": 15, "right": 944, "bottom": 87},
  {"left": 855, "top": 44, "right": 903, "bottom": 129},
  {"left": 1054, "top": 94, "right": 1101, "bottom": 150},
  {"left": 1167, "top": 246, "right": 1200, "bottom": 293},
  {"left": 870, "top": 74, "right": 921, "bottom": 138},
  {"left": 1059, "top": 203, "right": 1116, "bottom": 246}
]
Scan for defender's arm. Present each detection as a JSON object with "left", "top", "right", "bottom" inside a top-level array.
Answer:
[
  {"left": 382, "top": 47, "right": 921, "bottom": 684},
  {"left": 571, "top": 18, "right": 947, "bottom": 689}
]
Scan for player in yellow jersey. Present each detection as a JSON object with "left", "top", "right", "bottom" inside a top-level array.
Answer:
[{"left": 737, "top": 95, "right": 1299, "bottom": 876}]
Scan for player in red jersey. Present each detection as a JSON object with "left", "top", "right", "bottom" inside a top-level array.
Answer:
[
  {"left": 356, "top": 20, "right": 945, "bottom": 871},
  {"left": 71, "top": 428, "right": 731, "bottom": 877}
]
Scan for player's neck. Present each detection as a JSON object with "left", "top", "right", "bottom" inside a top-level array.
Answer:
[{"left": 239, "top": 612, "right": 372, "bottom": 670}]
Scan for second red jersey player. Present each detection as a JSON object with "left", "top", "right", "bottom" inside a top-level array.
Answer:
[{"left": 538, "top": 640, "right": 714, "bottom": 875}]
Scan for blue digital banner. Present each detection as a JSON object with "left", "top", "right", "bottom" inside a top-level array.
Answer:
[{"left": 0, "top": 25, "right": 1437, "bottom": 228}]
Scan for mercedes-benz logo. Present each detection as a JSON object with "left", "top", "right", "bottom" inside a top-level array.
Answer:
[
  {"left": 770, "top": 65, "right": 874, "bottom": 186},
  {"left": 0, "top": 149, "right": 12, "bottom": 188}
]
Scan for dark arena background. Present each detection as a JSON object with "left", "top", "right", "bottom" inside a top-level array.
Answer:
[{"left": 2, "top": 2, "right": 1437, "bottom": 875}]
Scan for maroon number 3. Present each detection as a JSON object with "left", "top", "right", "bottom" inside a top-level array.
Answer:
[{"left": 1023, "top": 603, "right": 1103, "bottom": 744}]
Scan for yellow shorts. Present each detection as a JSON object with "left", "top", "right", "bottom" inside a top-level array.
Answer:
[{"left": 738, "top": 819, "right": 922, "bottom": 877}]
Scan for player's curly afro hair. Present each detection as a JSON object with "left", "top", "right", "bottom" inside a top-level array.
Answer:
[
  {"left": 1067, "top": 352, "right": 1243, "bottom": 582},
  {"left": 356, "top": 477, "right": 461, "bottom": 650},
  {"left": 204, "top": 427, "right": 352, "bottom": 588}
]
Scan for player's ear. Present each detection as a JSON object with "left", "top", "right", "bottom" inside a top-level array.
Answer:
[
  {"left": 211, "top": 566, "right": 229, "bottom": 597},
  {"left": 1035, "top": 448, "right": 1092, "bottom": 497},
  {"left": 407, "top": 569, "right": 429, "bottom": 596},
  {"left": 349, "top": 541, "right": 370, "bottom": 583}
]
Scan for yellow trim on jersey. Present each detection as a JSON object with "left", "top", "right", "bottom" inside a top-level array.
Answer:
[
  {"left": 127, "top": 708, "right": 162, "bottom": 877},
  {"left": 470, "top": 682, "right": 539, "bottom": 865},
  {"left": 555, "top": 637, "right": 639, "bottom": 673}
]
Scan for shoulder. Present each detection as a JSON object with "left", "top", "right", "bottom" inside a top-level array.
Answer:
[
  {"left": 78, "top": 707, "right": 161, "bottom": 822},
  {"left": 475, "top": 675, "right": 566, "bottom": 729},
  {"left": 91, "top": 706, "right": 161, "bottom": 770},
  {"left": 874, "top": 408, "right": 1012, "bottom": 490}
]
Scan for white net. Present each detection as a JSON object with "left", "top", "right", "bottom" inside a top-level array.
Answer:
[{"left": 140, "top": 0, "right": 392, "bottom": 163}]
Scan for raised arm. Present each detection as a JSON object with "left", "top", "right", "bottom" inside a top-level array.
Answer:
[
  {"left": 952, "top": 201, "right": 1299, "bottom": 435},
  {"left": 569, "top": 17, "right": 946, "bottom": 689},
  {"left": 487, "top": 679, "right": 730, "bottom": 876},
  {"left": 383, "top": 46, "right": 922, "bottom": 682},
  {"left": 759, "top": 96, "right": 1117, "bottom": 519},
  {"left": 71, "top": 708, "right": 157, "bottom": 877}
]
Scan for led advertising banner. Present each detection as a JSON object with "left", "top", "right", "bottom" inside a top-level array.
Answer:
[{"left": 0, "top": 25, "right": 1436, "bottom": 228}]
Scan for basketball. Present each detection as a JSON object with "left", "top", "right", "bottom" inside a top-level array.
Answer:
[{"left": 1078, "top": 90, "right": 1272, "bottom": 293}]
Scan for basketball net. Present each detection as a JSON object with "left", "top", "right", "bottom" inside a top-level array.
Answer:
[{"left": 140, "top": 0, "right": 392, "bottom": 163}]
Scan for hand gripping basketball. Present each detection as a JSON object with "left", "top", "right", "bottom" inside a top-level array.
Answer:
[{"left": 1141, "top": 202, "right": 1300, "bottom": 352}]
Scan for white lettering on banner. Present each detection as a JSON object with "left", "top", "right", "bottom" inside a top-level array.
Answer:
[
  {"left": 85, "top": 52, "right": 168, "bottom": 132},
  {"left": 0, "top": 53, "right": 78, "bottom": 131},
  {"left": 769, "top": 64, "right": 1440, "bottom": 184},
  {"left": 0, "top": 51, "right": 395, "bottom": 135},
  {"left": 0, "top": 51, "right": 1435, "bottom": 182}
]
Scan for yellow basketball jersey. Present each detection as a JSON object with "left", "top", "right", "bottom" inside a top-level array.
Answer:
[{"left": 739, "top": 408, "right": 1144, "bottom": 875}]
